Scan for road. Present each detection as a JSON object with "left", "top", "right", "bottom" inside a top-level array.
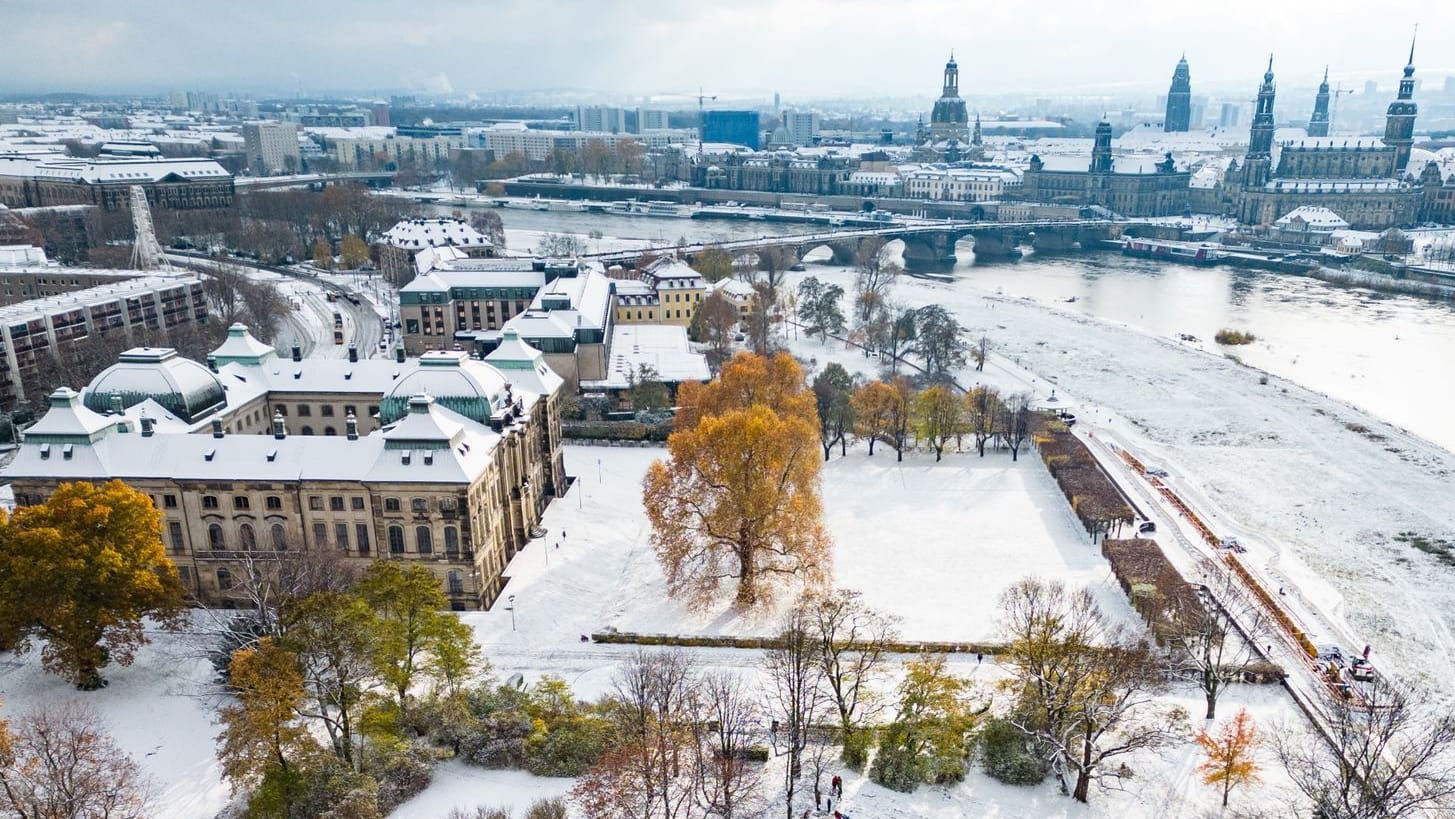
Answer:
[{"left": 167, "top": 253, "right": 388, "bottom": 360}]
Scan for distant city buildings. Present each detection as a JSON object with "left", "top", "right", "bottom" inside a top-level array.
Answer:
[
  {"left": 0, "top": 156, "right": 234, "bottom": 211},
  {"left": 1021, "top": 120, "right": 1191, "bottom": 217},
  {"left": 784, "top": 111, "right": 821, "bottom": 147},
  {"left": 377, "top": 217, "right": 496, "bottom": 285},
  {"left": 636, "top": 109, "right": 672, "bottom": 132}
]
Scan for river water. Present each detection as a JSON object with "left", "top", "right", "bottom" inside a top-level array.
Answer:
[{"left": 477, "top": 207, "right": 1455, "bottom": 453}]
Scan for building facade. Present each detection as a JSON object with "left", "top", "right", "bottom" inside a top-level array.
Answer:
[
  {"left": 1, "top": 330, "right": 568, "bottom": 612},
  {"left": 0, "top": 156, "right": 234, "bottom": 212},
  {"left": 1019, "top": 121, "right": 1191, "bottom": 217},
  {"left": 377, "top": 217, "right": 496, "bottom": 285},
  {"left": 243, "top": 121, "right": 301, "bottom": 176},
  {"left": 929, "top": 55, "right": 969, "bottom": 143},
  {"left": 703, "top": 111, "right": 761, "bottom": 150},
  {"left": 1308, "top": 68, "right": 1332, "bottom": 137},
  {"left": 0, "top": 274, "right": 208, "bottom": 409}
]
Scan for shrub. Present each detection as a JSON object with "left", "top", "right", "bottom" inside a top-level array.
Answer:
[
  {"left": 525, "top": 798, "right": 569, "bottom": 819},
  {"left": 1214, "top": 328, "right": 1256, "bottom": 345},
  {"left": 445, "top": 809, "right": 510, "bottom": 819},
  {"left": 978, "top": 718, "right": 1046, "bottom": 786}
]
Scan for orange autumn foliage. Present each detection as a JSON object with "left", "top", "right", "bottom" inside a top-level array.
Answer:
[{"left": 1196, "top": 707, "right": 1261, "bottom": 807}]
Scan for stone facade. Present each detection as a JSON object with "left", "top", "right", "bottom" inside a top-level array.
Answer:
[{"left": 1, "top": 329, "right": 568, "bottom": 611}]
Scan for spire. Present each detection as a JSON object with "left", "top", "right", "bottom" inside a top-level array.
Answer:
[
  {"left": 1407, "top": 24, "right": 1417, "bottom": 68},
  {"left": 1322, "top": 66, "right": 1329, "bottom": 85},
  {"left": 1265, "top": 53, "right": 1274, "bottom": 81}
]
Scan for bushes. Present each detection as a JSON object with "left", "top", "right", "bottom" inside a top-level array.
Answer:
[
  {"left": 425, "top": 676, "right": 609, "bottom": 776},
  {"left": 1101, "top": 538, "right": 1204, "bottom": 644},
  {"left": 1214, "top": 328, "right": 1256, "bottom": 345},
  {"left": 1032, "top": 413, "right": 1134, "bottom": 540},
  {"left": 978, "top": 718, "right": 1047, "bottom": 786}
]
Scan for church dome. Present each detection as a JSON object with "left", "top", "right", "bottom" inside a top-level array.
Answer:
[
  {"left": 380, "top": 350, "right": 509, "bottom": 424},
  {"left": 85, "top": 347, "right": 227, "bottom": 422}
]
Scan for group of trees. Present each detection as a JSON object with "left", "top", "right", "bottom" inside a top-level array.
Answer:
[{"left": 643, "top": 352, "right": 830, "bottom": 609}]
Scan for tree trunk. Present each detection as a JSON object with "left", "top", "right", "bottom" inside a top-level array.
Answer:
[
  {"left": 735, "top": 547, "right": 757, "bottom": 607},
  {"left": 867, "top": 437, "right": 876, "bottom": 456},
  {"left": 1204, "top": 679, "right": 1218, "bottom": 721}
]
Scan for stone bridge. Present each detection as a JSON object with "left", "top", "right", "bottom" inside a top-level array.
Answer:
[{"left": 591, "top": 219, "right": 1142, "bottom": 272}]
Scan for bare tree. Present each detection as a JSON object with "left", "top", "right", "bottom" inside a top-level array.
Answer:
[
  {"left": 578, "top": 649, "right": 700, "bottom": 819},
  {"left": 802, "top": 590, "right": 899, "bottom": 767},
  {"left": 999, "top": 391, "right": 1034, "bottom": 462},
  {"left": 1165, "top": 560, "right": 1269, "bottom": 720},
  {"left": 755, "top": 246, "right": 799, "bottom": 294},
  {"left": 852, "top": 237, "right": 901, "bottom": 323},
  {"left": 764, "top": 607, "right": 831, "bottom": 819},
  {"left": 692, "top": 672, "right": 765, "bottom": 819},
  {"left": 745, "top": 281, "right": 777, "bottom": 356},
  {"left": 0, "top": 701, "right": 152, "bottom": 819},
  {"left": 537, "top": 232, "right": 587, "bottom": 257},
  {"left": 1271, "top": 675, "right": 1455, "bottom": 819},
  {"left": 999, "top": 578, "right": 1188, "bottom": 802},
  {"left": 971, "top": 334, "right": 993, "bottom": 372},
  {"left": 965, "top": 385, "right": 1004, "bottom": 457}
]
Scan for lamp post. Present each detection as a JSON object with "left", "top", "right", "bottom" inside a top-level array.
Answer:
[{"left": 506, "top": 594, "right": 516, "bottom": 632}]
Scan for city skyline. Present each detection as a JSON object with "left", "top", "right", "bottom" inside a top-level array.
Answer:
[{"left": 3, "top": 0, "right": 1452, "bottom": 99}]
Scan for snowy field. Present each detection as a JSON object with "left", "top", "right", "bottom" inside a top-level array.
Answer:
[{"left": 786, "top": 259, "right": 1455, "bottom": 704}]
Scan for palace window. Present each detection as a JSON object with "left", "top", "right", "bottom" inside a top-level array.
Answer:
[
  {"left": 208, "top": 523, "right": 225, "bottom": 550},
  {"left": 415, "top": 526, "right": 433, "bottom": 554},
  {"left": 388, "top": 526, "right": 405, "bottom": 554},
  {"left": 271, "top": 524, "right": 287, "bottom": 551},
  {"left": 202, "top": 495, "right": 219, "bottom": 510},
  {"left": 239, "top": 523, "right": 257, "bottom": 551}
]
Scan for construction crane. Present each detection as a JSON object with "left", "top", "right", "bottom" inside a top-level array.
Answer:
[
  {"left": 127, "top": 185, "right": 170, "bottom": 271},
  {"left": 1329, "top": 82, "right": 1355, "bottom": 134},
  {"left": 697, "top": 87, "right": 717, "bottom": 156}
]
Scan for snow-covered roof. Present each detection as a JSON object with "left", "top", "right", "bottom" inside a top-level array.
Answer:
[
  {"left": 641, "top": 257, "right": 705, "bottom": 289},
  {"left": 380, "top": 350, "right": 510, "bottom": 424},
  {"left": 0, "top": 274, "right": 200, "bottom": 325},
  {"left": 85, "top": 347, "right": 227, "bottom": 423},
  {"left": 381, "top": 217, "right": 493, "bottom": 252},
  {"left": 582, "top": 324, "right": 710, "bottom": 390},
  {"left": 1275, "top": 206, "right": 1350, "bottom": 231},
  {"left": 20, "top": 388, "right": 118, "bottom": 443},
  {"left": 13, "top": 157, "right": 230, "bottom": 184},
  {"left": 483, "top": 330, "right": 565, "bottom": 397},
  {"left": 209, "top": 323, "right": 277, "bottom": 366}
]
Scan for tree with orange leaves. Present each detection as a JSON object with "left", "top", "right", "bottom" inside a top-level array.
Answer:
[
  {"left": 1196, "top": 707, "right": 1261, "bottom": 807},
  {"left": 673, "top": 351, "right": 817, "bottom": 431},
  {"left": 645, "top": 404, "right": 829, "bottom": 609}
]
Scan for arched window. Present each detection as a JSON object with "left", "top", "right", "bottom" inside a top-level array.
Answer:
[
  {"left": 239, "top": 523, "right": 257, "bottom": 551},
  {"left": 447, "top": 570, "right": 464, "bottom": 595},
  {"left": 385, "top": 497, "right": 401, "bottom": 513},
  {"left": 301, "top": 426, "right": 314, "bottom": 436},
  {"left": 388, "top": 526, "right": 405, "bottom": 554},
  {"left": 271, "top": 524, "right": 287, "bottom": 551},
  {"left": 208, "top": 523, "right": 225, "bottom": 550},
  {"left": 415, "top": 526, "right": 433, "bottom": 554},
  {"left": 444, "top": 526, "right": 459, "bottom": 557},
  {"left": 324, "top": 427, "right": 336, "bottom": 436},
  {"left": 217, "top": 568, "right": 233, "bottom": 590}
]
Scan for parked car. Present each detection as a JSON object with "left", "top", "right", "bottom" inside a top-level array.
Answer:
[
  {"left": 1145, "top": 466, "right": 1169, "bottom": 478},
  {"left": 1138, "top": 521, "right": 1157, "bottom": 534}
]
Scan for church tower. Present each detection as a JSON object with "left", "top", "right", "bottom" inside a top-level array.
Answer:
[
  {"left": 928, "top": 53, "right": 970, "bottom": 143},
  {"left": 1243, "top": 56, "right": 1277, "bottom": 189},
  {"left": 1090, "top": 119, "right": 1113, "bottom": 173},
  {"left": 969, "top": 112, "right": 985, "bottom": 160},
  {"left": 1308, "top": 67, "right": 1331, "bottom": 137},
  {"left": 1164, "top": 55, "right": 1192, "bottom": 132},
  {"left": 1383, "top": 33, "right": 1418, "bottom": 175}
]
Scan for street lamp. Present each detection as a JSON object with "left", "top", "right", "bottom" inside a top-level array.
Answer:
[{"left": 506, "top": 594, "right": 517, "bottom": 632}]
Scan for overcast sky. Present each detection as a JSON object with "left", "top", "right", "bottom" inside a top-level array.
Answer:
[{"left": 3, "top": 0, "right": 1452, "bottom": 100}]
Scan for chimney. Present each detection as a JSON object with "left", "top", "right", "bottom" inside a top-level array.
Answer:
[
  {"left": 211, "top": 418, "right": 224, "bottom": 438},
  {"left": 206, "top": 354, "right": 218, "bottom": 372},
  {"left": 109, "top": 393, "right": 123, "bottom": 415},
  {"left": 291, "top": 345, "right": 302, "bottom": 362},
  {"left": 272, "top": 410, "right": 286, "bottom": 439},
  {"left": 395, "top": 346, "right": 405, "bottom": 364},
  {"left": 140, "top": 416, "right": 154, "bottom": 437},
  {"left": 347, "top": 344, "right": 358, "bottom": 363},
  {"left": 345, "top": 412, "right": 358, "bottom": 440}
]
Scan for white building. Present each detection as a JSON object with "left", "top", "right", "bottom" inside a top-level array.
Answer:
[
  {"left": 242, "top": 120, "right": 301, "bottom": 176},
  {"left": 575, "top": 106, "right": 627, "bottom": 134},
  {"left": 902, "top": 166, "right": 1020, "bottom": 202},
  {"left": 307, "top": 127, "right": 464, "bottom": 170},
  {"left": 785, "top": 111, "right": 820, "bottom": 148},
  {"left": 636, "top": 109, "right": 672, "bottom": 132}
]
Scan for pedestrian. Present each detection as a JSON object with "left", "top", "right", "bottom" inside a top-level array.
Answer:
[
  {"left": 976, "top": 652, "right": 983, "bottom": 664},
  {"left": 826, "top": 796, "right": 832, "bottom": 813}
]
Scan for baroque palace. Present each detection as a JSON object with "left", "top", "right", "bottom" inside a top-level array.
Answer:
[{"left": 0, "top": 323, "right": 567, "bottom": 611}]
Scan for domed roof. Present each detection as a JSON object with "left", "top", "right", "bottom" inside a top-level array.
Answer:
[
  {"left": 85, "top": 347, "right": 227, "bottom": 422},
  {"left": 379, "top": 350, "right": 509, "bottom": 424}
]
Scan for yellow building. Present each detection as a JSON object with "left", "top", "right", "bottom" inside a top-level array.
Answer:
[{"left": 638, "top": 257, "right": 705, "bottom": 327}]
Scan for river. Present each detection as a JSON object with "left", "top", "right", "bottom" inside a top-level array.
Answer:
[{"left": 473, "top": 206, "right": 1455, "bottom": 454}]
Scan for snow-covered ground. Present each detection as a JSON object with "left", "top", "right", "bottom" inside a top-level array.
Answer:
[
  {"left": 0, "top": 627, "right": 232, "bottom": 819},
  {"left": 785, "top": 261, "right": 1455, "bottom": 705}
]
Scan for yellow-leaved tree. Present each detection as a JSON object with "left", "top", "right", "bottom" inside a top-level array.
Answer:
[
  {"left": 645, "top": 353, "right": 829, "bottom": 608},
  {"left": 1197, "top": 707, "right": 1261, "bottom": 807},
  {"left": 0, "top": 480, "right": 186, "bottom": 689}
]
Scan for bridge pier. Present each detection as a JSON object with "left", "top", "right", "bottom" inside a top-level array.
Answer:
[
  {"left": 967, "top": 232, "right": 1023, "bottom": 261},
  {"left": 900, "top": 234, "right": 958, "bottom": 272},
  {"left": 827, "top": 242, "right": 858, "bottom": 266}
]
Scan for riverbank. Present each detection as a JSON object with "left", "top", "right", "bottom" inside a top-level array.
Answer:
[{"left": 788, "top": 265, "right": 1455, "bottom": 705}]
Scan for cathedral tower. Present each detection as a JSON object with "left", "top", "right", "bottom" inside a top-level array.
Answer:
[
  {"left": 1164, "top": 55, "right": 1192, "bottom": 132},
  {"left": 1243, "top": 56, "right": 1277, "bottom": 189},
  {"left": 928, "top": 53, "right": 969, "bottom": 143},
  {"left": 1308, "top": 67, "right": 1331, "bottom": 137},
  {"left": 1383, "top": 33, "right": 1418, "bottom": 175}
]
